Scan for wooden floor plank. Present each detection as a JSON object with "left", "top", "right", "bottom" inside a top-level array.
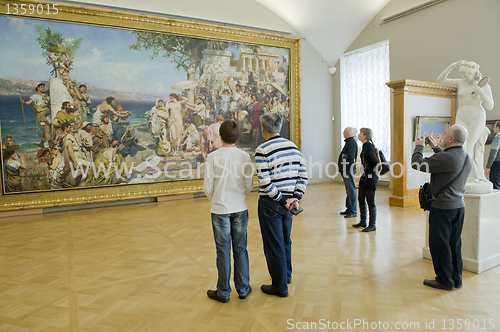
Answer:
[{"left": 0, "top": 183, "right": 499, "bottom": 331}]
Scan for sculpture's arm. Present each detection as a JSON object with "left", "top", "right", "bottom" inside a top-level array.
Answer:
[
  {"left": 436, "top": 61, "right": 464, "bottom": 87},
  {"left": 474, "top": 84, "right": 495, "bottom": 110}
]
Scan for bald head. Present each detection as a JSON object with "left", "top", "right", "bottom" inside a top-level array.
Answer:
[
  {"left": 449, "top": 125, "right": 468, "bottom": 144},
  {"left": 444, "top": 125, "right": 468, "bottom": 148}
]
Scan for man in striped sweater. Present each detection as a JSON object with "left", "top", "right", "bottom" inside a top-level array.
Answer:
[{"left": 255, "top": 112, "right": 308, "bottom": 297}]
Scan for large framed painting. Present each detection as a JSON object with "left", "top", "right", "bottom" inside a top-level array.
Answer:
[{"left": 0, "top": 0, "right": 300, "bottom": 211}]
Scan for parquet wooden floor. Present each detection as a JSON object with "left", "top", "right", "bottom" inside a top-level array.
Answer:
[{"left": 1, "top": 183, "right": 499, "bottom": 331}]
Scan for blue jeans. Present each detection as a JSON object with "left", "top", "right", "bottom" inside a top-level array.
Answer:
[
  {"left": 258, "top": 197, "right": 293, "bottom": 293},
  {"left": 341, "top": 170, "right": 357, "bottom": 214},
  {"left": 211, "top": 210, "right": 250, "bottom": 300}
]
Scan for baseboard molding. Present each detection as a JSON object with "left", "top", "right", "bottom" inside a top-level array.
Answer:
[{"left": 423, "top": 246, "right": 500, "bottom": 274}]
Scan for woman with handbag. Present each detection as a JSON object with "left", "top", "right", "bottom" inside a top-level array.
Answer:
[{"left": 352, "top": 127, "right": 379, "bottom": 232}]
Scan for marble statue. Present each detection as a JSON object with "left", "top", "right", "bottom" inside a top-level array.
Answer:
[
  {"left": 49, "top": 77, "right": 73, "bottom": 120},
  {"left": 437, "top": 61, "right": 495, "bottom": 194}
]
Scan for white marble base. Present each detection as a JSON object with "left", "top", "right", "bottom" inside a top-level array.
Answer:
[
  {"left": 465, "top": 180, "right": 493, "bottom": 194},
  {"left": 422, "top": 190, "right": 500, "bottom": 273}
]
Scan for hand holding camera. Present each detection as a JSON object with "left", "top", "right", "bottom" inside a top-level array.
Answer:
[
  {"left": 416, "top": 136, "right": 436, "bottom": 148},
  {"left": 421, "top": 136, "right": 437, "bottom": 148}
]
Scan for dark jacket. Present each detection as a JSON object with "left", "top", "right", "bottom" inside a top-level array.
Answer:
[
  {"left": 412, "top": 145, "right": 472, "bottom": 209},
  {"left": 486, "top": 133, "right": 500, "bottom": 169},
  {"left": 359, "top": 141, "right": 379, "bottom": 191},
  {"left": 338, "top": 137, "right": 358, "bottom": 174}
]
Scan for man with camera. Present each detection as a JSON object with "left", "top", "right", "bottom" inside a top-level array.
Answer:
[{"left": 412, "top": 125, "right": 471, "bottom": 291}]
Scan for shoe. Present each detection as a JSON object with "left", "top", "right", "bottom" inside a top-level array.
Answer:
[
  {"left": 207, "top": 290, "right": 229, "bottom": 303},
  {"left": 340, "top": 210, "right": 349, "bottom": 215},
  {"left": 344, "top": 213, "right": 357, "bottom": 218},
  {"left": 239, "top": 286, "right": 252, "bottom": 299},
  {"left": 261, "top": 284, "right": 288, "bottom": 297},
  {"left": 423, "top": 279, "right": 454, "bottom": 291},
  {"left": 362, "top": 225, "right": 376, "bottom": 232},
  {"left": 352, "top": 223, "right": 366, "bottom": 228},
  {"left": 363, "top": 208, "right": 377, "bottom": 232},
  {"left": 455, "top": 282, "right": 463, "bottom": 289}
]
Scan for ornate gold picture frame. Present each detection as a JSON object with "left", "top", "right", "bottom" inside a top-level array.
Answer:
[
  {"left": 414, "top": 116, "right": 452, "bottom": 152},
  {"left": 0, "top": 0, "right": 300, "bottom": 211}
]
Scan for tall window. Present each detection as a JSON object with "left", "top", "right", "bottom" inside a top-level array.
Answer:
[{"left": 341, "top": 40, "right": 390, "bottom": 159}]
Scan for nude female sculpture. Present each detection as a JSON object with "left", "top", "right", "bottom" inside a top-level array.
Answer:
[{"left": 437, "top": 61, "right": 494, "bottom": 193}]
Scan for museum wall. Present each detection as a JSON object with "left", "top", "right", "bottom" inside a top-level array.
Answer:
[
  {"left": 332, "top": 0, "right": 500, "bottom": 169},
  {"left": 62, "top": 0, "right": 336, "bottom": 184}
]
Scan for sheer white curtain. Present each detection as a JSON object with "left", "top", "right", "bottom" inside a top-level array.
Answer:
[{"left": 340, "top": 40, "right": 390, "bottom": 159}]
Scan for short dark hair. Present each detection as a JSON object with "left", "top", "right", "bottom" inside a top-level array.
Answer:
[
  {"left": 62, "top": 101, "right": 70, "bottom": 109},
  {"left": 35, "top": 83, "right": 45, "bottom": 91},
  {"left": 3, "top": 150, "right": 15, "bottom": 160},
  {"left": 219, "top": 120, "right": 239, "bottom": 144},
  {"left": 61, "top": 121, "right": 73, "bottom": 131},
  {"left": 78, "top": 84, "right": 87, "bottom": 90},
  {"left": 496, "top": 121, "right": 500, "bottom": 130},
  {"left": 106, "top": 96, "right": 115, "bottom": 104}
]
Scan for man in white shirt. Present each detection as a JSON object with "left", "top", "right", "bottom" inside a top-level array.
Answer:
[
  {"left": 20, "top": 82, "right": 51, "bottom": 148},
  {"left": 203, "top": 120, "right": 254, "bottom": 303}
]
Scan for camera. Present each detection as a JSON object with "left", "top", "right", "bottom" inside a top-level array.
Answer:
[{"left": 425, "top": 136, "right": 430, "bottom": 145}]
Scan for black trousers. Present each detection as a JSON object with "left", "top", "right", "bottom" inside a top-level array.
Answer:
[
  {"left": 490, "top": 161, "right": 500, "bottom": 189},
  {"left": 358, "top": 188, "right": 376, "bottom": 210},
  {"left": 428, "top": 207, "right": 465, "bottom": 288}
]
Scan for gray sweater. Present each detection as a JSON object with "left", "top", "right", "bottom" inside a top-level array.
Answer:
[
  {"left": 486, "top": 133, "right": 500, "bottom": 169},
  {"left": 412, "top": 145, "right": 472, "bottom": 209}
]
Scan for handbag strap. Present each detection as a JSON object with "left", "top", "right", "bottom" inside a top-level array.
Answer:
[{"left": 432, "top": 154, "right": 469, "bottom": 199}]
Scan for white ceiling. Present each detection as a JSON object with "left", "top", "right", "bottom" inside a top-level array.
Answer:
[
  {"left": 255, "top": 0, "right": 392, "bottom": 67},
  {"left": 65, "top": 0, "right": 395, "bottom": 67}
]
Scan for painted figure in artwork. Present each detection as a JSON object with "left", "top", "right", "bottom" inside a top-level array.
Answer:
[
  {"left": 69, "top": 84, "right": 92, "bottom": 122},
  {"left": 3, "top": 151, "right": 26, "bottom": 192},
  {"left": 20, "top": 82, "right": 51, "bottom": 148},
  {"left": 164, "top": 93, "right": 188, "bottom": 153}
]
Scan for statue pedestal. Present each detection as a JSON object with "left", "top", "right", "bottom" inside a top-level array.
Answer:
[
  {"left": 465, "top": 180, "right": 493, "bottom": 194},
  {"left": 423, "top": 190, "right": 500, "bottom": 273}
]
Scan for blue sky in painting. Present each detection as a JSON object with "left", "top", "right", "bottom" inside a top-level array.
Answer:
[
  {"left": 0, "top": 16, "right": 184, "bottom": 96},
  {"left": 420, "top": 122, "right": 447, "bottom": 137},
  {"left": 0, "top": 16, "right": 289, "bottom": 97}
]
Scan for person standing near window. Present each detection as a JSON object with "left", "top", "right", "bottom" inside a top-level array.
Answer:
[
  {"left": 339, "top": 127, "right": 358, "bottom": 218},
  {"left": 353, "top": 128, "right": 379, "bottom": 232}
]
